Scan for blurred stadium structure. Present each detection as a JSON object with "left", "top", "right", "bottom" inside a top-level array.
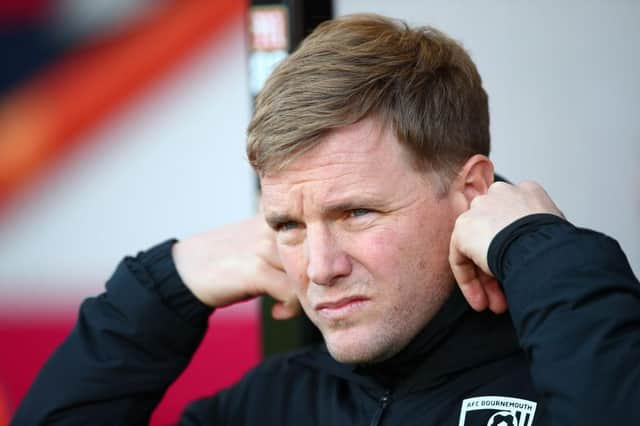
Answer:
[
  {"left": 1, "top": 1, "right": 259, "bottom": 424},
  {"left": 1, "top": 0, "right": 243, "bottom": 210}
]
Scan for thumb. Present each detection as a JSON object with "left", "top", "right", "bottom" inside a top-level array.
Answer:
[{"left": 271, "top": 298, "right": 302, "bottom": 320}]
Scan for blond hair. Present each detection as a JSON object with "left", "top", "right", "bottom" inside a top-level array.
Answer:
[{"left": 247, "top": 14, "right": 489, "bottom": 183}]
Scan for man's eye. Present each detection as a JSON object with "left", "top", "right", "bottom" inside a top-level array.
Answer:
[
  {"left": 277, "top": 221, "right": 299, "bottom": 231},
  {"left": 349, "top": 208, "right": 371, "bottom": 218}
]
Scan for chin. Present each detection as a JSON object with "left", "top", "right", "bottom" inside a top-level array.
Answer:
[{"left": 322, "top": 328, "right": 405, "bottom": 364}]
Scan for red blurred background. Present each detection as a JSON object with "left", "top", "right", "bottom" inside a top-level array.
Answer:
[{"left": 0, "top": 1, "right": 261, "bottom": 424}]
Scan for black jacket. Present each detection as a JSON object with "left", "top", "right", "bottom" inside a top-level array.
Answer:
[{"left": 12, "top": 214, "right": 640, "bottom": 425}]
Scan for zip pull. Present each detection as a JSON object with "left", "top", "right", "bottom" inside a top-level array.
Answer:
[{"left": 369, "top": 391, "right": 392, "bottom": 426}]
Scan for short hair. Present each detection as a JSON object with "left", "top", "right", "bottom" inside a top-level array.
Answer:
[{"left": 247, "top": 13, "right": 490, "bottom": 185}]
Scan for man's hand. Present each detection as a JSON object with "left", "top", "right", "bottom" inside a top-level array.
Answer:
[
  {"left": 449, "top": 181, "right": 564, "bottom": 313},
  {"left": 172, "top": 215, "right": 300, "bottom": 319}
]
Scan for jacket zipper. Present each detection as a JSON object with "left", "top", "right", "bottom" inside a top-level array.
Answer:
[{"left": 369, "top": 391, "right": 391, "bottom": 426}]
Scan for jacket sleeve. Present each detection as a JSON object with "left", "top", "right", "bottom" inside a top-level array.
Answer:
[
  {"left": 11, "top": 240, "right": 213, "bottom": 426},
  {"left": 488, "top": 214, "right": 640, "bottom": 424}
]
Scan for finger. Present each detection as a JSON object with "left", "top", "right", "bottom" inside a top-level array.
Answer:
[
  {"left": 255, "top": 264, "right": 294, "bottom": 298},
  {"left": 459, "top": 275, "right": 489, "bottom": 311},
  {"left": 449, "top": 229, "right": 473, "bottom": 284},
  {"left": 260, "top": 241, "right": 285, "bottom": 271},
  {"left": 255, "top": 227, "right": 286, "bottom": 271},
  {"left": 479, "top": 273, "right": 507, "bottom": 314},
  {"left": 449, "top": 231, "right": 488, "bottom": 311},
  {"left": 450, "top": 252, "right": 489, "bottom": 310},
  {"left": 253, "top": 260, "right": 300, "bottom": 319},
  {"left": 271, "top": 298, "right": 302, "bottom": 320}
]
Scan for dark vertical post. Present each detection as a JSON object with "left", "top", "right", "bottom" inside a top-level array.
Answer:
[{"left": 247, "top": 0, "right": 333, "bottom": 357}]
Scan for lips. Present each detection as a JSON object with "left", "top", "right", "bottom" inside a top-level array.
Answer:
[{"left": 314, "top": 296, "right": 370, "bottom": 319}]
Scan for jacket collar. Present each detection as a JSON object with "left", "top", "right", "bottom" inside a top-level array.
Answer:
[
  {"left": 292, "top": 288, "right": 521, "bottom": 393},
  {"left": 352, "top": 287, "right": 470, "bottom": 388}
]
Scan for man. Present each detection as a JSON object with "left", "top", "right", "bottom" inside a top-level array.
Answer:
[{"left": 13, "top": 14, "right": 640, "bottom": 425}]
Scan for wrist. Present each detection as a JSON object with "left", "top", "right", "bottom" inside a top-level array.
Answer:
[{"left": 129, "top": 239, "right": 213, "bottom": 324}]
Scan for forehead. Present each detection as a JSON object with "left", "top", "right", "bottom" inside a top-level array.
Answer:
[
  {"left": 260, "top": 118, "right": 425, "bottom": 213},
  {"left": 281, "top": 119, "right": 398, "bottom": 169}
]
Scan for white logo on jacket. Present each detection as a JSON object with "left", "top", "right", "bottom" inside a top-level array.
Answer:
[{"left": 458, "top": 396, "right": 537, "bottom": 426}]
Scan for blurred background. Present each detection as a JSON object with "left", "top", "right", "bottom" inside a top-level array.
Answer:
[{"left": 0, "top": 0, "right": 638, "bottom": 424}]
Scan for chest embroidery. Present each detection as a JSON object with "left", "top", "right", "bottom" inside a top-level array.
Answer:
[{"left": 458, "top": 396, "right": 537, "bottom": 426}]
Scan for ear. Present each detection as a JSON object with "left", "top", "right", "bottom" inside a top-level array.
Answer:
[{"left": 450, "top": 154, "right": 494, "bottom": 210}]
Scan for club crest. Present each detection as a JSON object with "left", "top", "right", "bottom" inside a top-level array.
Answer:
[{"left": 458, "top": 396, "right": 537, "bottom": 426}]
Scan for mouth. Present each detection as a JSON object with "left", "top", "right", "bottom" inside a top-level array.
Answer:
[{"left": 314, "top": 296, "right": 370, "bottom": 320}]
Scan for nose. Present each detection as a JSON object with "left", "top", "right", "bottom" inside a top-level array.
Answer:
[{"left": 305, "top": 225, "right": 352, "bottom": 286}]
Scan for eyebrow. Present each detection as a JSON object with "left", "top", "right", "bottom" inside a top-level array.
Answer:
[
  {"left": 320, "top": 201, "right": 371, "bottom": 217},
  {"left": 264, "top": 213, "right": 297, "bottom": 229},
  {"left": 265, "top": 196, "right": 386, "bottom": 228},
  {"left": 321, "top": 194, "right": 387, "bottom": 214}
]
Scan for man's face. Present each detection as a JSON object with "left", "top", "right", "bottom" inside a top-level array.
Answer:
[{"left": 261, "top": 117, "right": 462, "bottom": 364}]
